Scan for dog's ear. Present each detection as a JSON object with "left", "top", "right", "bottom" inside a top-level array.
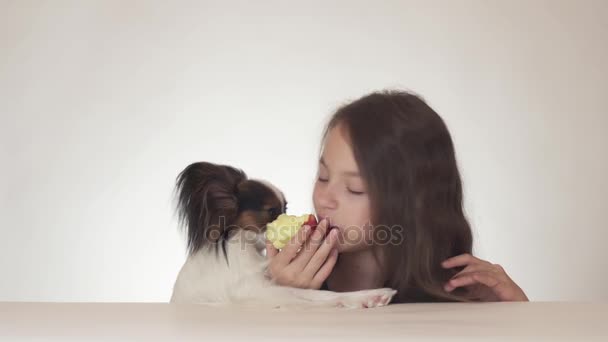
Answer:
[{"left": 174, "top": 161, "right": 246, "bottom": 254}]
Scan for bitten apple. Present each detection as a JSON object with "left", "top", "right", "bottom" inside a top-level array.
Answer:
[{"left": 266, "top": 214, "right": 318, "bottom": 249}]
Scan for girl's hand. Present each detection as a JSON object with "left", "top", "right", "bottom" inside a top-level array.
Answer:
[
  {"left": 265, "top": 218, "right": 339, "bottom": 289},
  {"left": 441, "top": 253, "right": 529, "bottom": 302}
]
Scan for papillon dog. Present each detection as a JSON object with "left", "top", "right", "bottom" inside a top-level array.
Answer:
[{"left": 170, "top": 161, "right": 397, "bottom": 308}]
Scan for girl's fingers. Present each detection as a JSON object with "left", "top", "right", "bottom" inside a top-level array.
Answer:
[
  {"left": 265, "top": 239, "right": 278, "bottom": 259},
  {"left": 311, "top": 247, "right": 339, "bottom": 289},
  {"left": 441, "top": 253, "right": 491, "bottom": 269},
  {"left": 444, "top": 262, "right": 529, "bottom": 302},
  {"left": 273, "top": 224, "right": 313, "bottom": 268},
  {"left": 451, "top": 263, "right": 501, "bottom": 279},
  {"left": 292, "top": 218, "right": 330, "bottom": 269},
  {"left": 444, "top": 271, "right": 500, "bottom": 292},
  {"left": 302, "top": 228, "right": 338, "bottom": 279}
]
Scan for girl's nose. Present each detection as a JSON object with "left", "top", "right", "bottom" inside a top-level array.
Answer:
[{"left": 318, "top": 184, "right": 338, "bottom": 210}]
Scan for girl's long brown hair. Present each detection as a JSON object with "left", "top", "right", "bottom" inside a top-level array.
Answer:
[{"left": 322, "top": 90, "right": 473, "bottom": 303}]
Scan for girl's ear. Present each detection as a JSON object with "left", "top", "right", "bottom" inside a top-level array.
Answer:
[{"left": 174, "top": 161, "right": 247, "bottom": 254}]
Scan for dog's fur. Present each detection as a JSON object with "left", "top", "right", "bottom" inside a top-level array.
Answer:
[{"left": 170, "top": 162, "right": 396, "bottom": 309}]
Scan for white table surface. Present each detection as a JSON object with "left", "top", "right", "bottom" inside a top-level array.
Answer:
[{"left": 1, "top": 301, "right": 606, "bottom": 341}]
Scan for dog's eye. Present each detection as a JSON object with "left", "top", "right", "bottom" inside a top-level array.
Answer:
[{"left": 267, "top": 208, "right": 279, "bottom": 218}]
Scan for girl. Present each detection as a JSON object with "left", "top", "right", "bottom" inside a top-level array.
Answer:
[{"left": 265, "top": 90, "right": 528, "bottom": 303}]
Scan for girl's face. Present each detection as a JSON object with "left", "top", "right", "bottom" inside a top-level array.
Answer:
[{"left": 313, "top": 123, "right": 373, "bottom": 253}]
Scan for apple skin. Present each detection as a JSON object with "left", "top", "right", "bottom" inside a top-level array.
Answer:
[{"left": 304, "top": 214, "right": 318, "bottom": 230}]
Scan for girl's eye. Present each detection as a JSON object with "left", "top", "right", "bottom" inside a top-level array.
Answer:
[
  {"left": 317, "top": 177, "right": 329, "bottom": 182},
  {"left": 348, "top": 189, "right": 365, "bottom": 195}
]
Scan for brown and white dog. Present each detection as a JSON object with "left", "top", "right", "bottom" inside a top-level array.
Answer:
[{"left": 170, "top": 161, "right": 396, "bottom": 308}]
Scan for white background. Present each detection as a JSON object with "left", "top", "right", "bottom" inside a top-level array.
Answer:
[{"left": 1, "top": 0, "right": 606, "bottom": 302}]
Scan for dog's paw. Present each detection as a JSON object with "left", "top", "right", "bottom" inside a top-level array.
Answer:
[{"left": 337, "top": 288, "right": 397, "bottom": 309}]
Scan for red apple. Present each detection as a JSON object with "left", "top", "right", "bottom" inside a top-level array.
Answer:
[{"left": 303, "top": 214, "right": 318, "bottom": 230}]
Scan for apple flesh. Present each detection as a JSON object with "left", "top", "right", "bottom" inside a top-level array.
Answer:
[{"left": 266, "top": 213, "right": 318, "bottom": 249}]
